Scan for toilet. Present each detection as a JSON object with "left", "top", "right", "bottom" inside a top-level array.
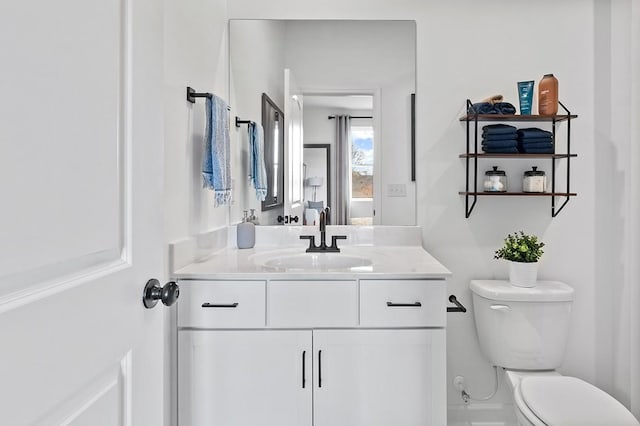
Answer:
[{"left": 470, "top": 279, "right": 639, "bottom": 426}]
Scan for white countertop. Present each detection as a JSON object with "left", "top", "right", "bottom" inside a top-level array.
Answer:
[{"left": 173, "top": 245, "right": 451, "bottom": 280}]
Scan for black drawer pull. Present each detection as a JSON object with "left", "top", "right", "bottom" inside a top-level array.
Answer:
[
  {"left": 302, "top": 350, "right": 306, "bottom": 389},
  {"left": 386, "top": 301, "right": 422, "bottom": 307},
  {"left": 201, "top": 302, "right": 239, "bottom": 308}
]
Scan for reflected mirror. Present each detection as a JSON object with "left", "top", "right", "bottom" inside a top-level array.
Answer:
[
  {"left": 229, "top": 20, "right": 416, "bottom": 225},
  {"left": 261, "top": 93, "right": 284, "bottom": 211}
]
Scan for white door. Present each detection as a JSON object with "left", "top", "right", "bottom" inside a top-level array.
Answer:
[
  {"left": 313, "top": 329, "right": 445, "bottom": 426},
  {"left": 178, "top": 330, "right": 313, "bottom": 426},
  {"left": 0, "top": 0, "right": 166, "bottom": 424},
  {"left": 284, "top": 69, "right": 305, "bottom": 224}
]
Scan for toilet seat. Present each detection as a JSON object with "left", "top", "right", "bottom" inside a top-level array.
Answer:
[{"left": 516, "top": 376, "right": 639, "bottom": 426}]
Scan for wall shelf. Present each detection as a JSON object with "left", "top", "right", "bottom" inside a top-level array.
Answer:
[{"left": 460, "top": 99, "right": 578, "bottom": 218}]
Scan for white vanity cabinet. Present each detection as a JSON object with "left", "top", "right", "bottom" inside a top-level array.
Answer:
[{"left": 177, "top": 278, "right": 447, "bottom": 426}]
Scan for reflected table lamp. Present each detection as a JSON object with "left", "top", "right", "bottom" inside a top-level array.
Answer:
[{"left": 307, "top": 177, "right": 323, "bottom": 202}]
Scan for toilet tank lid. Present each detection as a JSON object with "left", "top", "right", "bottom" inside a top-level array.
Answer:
[{"left": 470, "top": 280, "right": 574, "bottom": 302}]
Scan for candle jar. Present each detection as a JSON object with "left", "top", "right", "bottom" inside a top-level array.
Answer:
[
  {"left": 523, "top": 166, "right": 547, "bottom": 193},
  {"left": 484, "top": 166, "right": 507, "bottom": 192}
]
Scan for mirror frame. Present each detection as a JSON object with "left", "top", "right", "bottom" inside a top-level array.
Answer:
[{"left": 261, "top": 92, "right": 285, "bottom": 211}]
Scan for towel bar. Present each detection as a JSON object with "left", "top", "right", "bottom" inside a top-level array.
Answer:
[
  {"left": 186, "top": 86, "right": 231, "bottom": 110},
  {"left": 235, "top": 117, "right": 252, "bottom": 128}
]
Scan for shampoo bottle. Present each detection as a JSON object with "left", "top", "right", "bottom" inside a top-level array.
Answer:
[
  {"left": 237, "top": 210, "right": 255, "bottom": 249},
  {"left": 538, "top": 74, "right": 559, "bottom": 115}
]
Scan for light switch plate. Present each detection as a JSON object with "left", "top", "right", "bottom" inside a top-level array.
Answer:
[{"left": 387, "top": 183, "right": 407, "bottom": 197}]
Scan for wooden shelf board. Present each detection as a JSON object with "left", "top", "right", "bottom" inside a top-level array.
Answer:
[
  {"left": 459, "top": 192, "right": 577, "bottom": 197},
  {"left": 459, "top": 153, "right": 577, "bottom": 159},
  {"left": 459, "top": 113, "right": 578, "bottom": 122}
]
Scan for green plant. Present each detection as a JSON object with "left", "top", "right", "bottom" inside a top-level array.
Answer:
[{"left": 494, "top": 231, "right": 544, "bottom": 263}]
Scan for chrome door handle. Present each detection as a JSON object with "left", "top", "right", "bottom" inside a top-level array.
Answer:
[{"left": 142, "top": 279, "right": 180, "bottom": 309}]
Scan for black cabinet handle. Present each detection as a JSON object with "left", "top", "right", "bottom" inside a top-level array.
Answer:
[
  {"left": 386, "top": 301, "right": 422, "bottom": 307},
  {"left": 201, "top": 302, "right": 239, "bottom": 308},
  {"left": 302, "top": 350, "right": 306, "bottom": 388},
  {"left": 318, "top": 350, "right": 322, "bottom": 388}
]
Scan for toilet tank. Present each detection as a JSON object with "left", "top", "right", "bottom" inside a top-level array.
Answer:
[{"left": 470, "top": 280, "right": 574, "bottom": 370}]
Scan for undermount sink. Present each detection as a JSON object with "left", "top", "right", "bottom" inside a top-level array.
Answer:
[{"left": 257, "top": 252, "right": 373, "bottom": 271}]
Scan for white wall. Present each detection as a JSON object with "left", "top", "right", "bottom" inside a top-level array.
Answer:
[
  {"left": 164, "top": 0, "right": 229, "bottom": 245},
  {"left": 225, "top": 0, "right": 637, "bottom": 423},
  {"left": 229, "top": 20, "right": 287, "bottom": 225}
]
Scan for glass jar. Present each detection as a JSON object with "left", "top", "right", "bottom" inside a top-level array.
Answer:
[
  {"left": 523, "top": 166, "right": 546, "bottom": 193},
  {"left": 484, "top": 166, "right": 507, "bottom": 192}
]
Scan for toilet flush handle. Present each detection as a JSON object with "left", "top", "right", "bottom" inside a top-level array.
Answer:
[{"left": 490, "top": 304, "right": 511, "bottom": 312}]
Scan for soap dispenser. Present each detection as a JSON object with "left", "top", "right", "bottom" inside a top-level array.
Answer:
[
  {"left": 237, "top": 210, "right": 255, "bottom": 249},
  {"left": 249, "top": 208, "right": 260, "bottom": 225}
]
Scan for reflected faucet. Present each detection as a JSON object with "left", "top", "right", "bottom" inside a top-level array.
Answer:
[{"left": 300, "top": 208, "right": 346, "bottom": 253}]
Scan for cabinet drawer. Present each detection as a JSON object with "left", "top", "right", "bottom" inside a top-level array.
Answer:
[
  {"left": 268, "top": 280, "right": 358, "bottom": 327},
  {"left": 360, "top": 280, "right": 446, "bottom": 327},
  {"left": 177, "top": 280, "right": 266, "bottom": 328}
]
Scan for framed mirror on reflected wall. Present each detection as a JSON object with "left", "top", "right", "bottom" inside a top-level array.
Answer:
[{"left": 261, "top": 92, "right": 285, "bottom": 211}]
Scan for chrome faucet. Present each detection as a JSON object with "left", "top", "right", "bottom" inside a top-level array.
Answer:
[{"left": 300, "top": 208, "right": 346, "bottom": 253}]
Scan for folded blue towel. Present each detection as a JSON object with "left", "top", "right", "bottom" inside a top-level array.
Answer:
[
  {"left": 482, "top": 146, "right": 519, "bottom": 154},
  {"left": 483, "top": 124, "right": 518, "bottom": 134},
  {"left": 482, "top": 139, "right": 518, "bottom": 148},
  {"left": 520, "top": 146, "right": 554, "bottom": 154},
  {"left": 518, "top": 141, "right": 554, "bottom": 149},
  {"left": 519, "top": 137, "right": 553, "bottom": 145},
  {"left": 483, "top": 133, "right": 518, "bottom": 141},
  {"left": 517, "top": 128, "right": 553, "bottom": 138},
  {"left": 202, "top": 95, "right": 232, "bottom": 206},
  {"left": 248, "top": 122, "right": 267, "bottom": 201},
  {"left": 469, "top": 102, "right": 517, "bottom": 115}
]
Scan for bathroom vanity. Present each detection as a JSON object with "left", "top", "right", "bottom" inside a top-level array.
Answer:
[{"left": 172, "top": 227, "right": 450, "bottom": 426}]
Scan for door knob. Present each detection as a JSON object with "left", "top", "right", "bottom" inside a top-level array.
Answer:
[{"left": 143, "top": 279, "right": 180, "bottom": 309}]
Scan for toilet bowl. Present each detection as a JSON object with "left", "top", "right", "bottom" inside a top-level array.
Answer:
[{"left": 470, "top": 280, "right": 640, "bottom": 426}]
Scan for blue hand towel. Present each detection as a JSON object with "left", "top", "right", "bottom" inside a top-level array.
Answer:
[
  {"left": 248, "top": 121, "right": 267, "bottom": 201},
  {"left": 482, "top": 146, "right": 519, "bottom": 154},
  {"left": 202, "top": 96, "right": 232, "bottom": 206},
  {"left": 482, "top": 139, "right": 518, "bottom": 148},
  {"left": 483, "top": 133, "right": 519, "bottom": 141},
  {"left": 482, "top": 124, "right": 518, "bottom": 135},
  {"left": 519, "top": 137, "right": 554, "bottom": 145},
  {"left": 517, "top": 128, "right": 553, "bottom": 139},
  {"left": 520, "top": 146, "right": 554, "bottom": 154},
  {"left": 469, "top": 102, "right": 517, "bottom": 115}
]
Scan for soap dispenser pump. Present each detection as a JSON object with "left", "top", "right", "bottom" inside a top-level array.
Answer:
[
  {"left": 237, "top": 210, "right": 255, "bottom": 249},
  {"left": 249, "top": 208, "right": 260, "bottom": 225}
]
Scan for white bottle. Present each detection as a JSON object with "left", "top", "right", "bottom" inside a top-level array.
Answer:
[{"left": 237, "top": 211, "right": 255, "bottom": 249}]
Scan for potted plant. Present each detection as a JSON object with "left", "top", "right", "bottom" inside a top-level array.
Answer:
[{"left": 494, "top": 231, "right": 545, "bottom": 287}]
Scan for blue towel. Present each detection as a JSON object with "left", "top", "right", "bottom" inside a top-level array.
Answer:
[
  {"left": 248, "top": 122, "right": 267, "bottom": 201},
  {"left": 517, "top": 128, "right": 553, "bottom": 138},
  {"left": 482, "top": 139, "right": 518, "bottom": 148},
  {"left": 520, "top": 145, "right": 553, "bottom": 154},
  {"left": 469, "top": 102, "right": 517, "bottom": 115},
  {"left": 482, "top": 146, "right": 519, "bottom": 153},
  {"left": 483, "top": 133, "right": 518, "bottom": 141},
  {"left": 519, "top": 137, "right": 553, "bottom": 145},
  {"left": 483, "top": 124, "right": 518, "bottom": 134},
  {"left": 202, "top": 95, "right": 232, "bottom": 206},
  {"left": 518, "top": 141, "right": 554, "bottom": 149}
]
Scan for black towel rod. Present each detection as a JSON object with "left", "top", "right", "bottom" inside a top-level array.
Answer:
[
  {"left": 447, "top": 295, "right": 467, "bottom": 313},
  {"left": 328, "top": 115, "right": 372, "bottom": 119},
  {"left": 235, "top": 117, "right": 252, "bottom": 128},
  {"left": 186, "top": 86, "right": 231, "bottom": 110}
]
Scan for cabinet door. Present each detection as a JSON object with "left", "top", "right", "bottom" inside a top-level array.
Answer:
[
  {"left": 313, "top": 329, "right": 446, "bottom": 426},
  {"left": 179, "top": 330, "right": 312, "bottom": 426}
]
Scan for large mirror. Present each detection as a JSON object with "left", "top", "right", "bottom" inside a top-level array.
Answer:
[{"left": 229, "top": 20, "right": 416, "bottom": 225}]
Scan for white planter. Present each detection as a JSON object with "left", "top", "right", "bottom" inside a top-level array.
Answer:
[{"left": 509, "top": 261, "right": 538, "bottom": 287}]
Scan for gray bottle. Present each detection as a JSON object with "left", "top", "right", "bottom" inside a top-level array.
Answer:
[{"left": 237, "top": 210, "right": 255, "bottom": 249}]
